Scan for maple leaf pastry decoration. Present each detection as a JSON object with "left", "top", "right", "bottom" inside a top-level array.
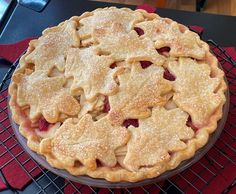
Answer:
[{"left": 9, "top": 7, "right": 227, "bottom": 182}]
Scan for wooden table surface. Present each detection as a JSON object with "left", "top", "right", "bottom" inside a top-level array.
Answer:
[{"left": 92, "top": 0, "right": 236, "bottom": 16}]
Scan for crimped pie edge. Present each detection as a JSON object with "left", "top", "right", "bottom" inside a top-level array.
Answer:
[{"left": 8, "top": 7, "right": 227, "bottom": 182}]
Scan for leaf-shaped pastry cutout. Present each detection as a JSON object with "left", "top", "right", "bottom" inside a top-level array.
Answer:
[
  {"left": 135, "top": 18, "right": 207, "bottom": 59},
  {"left": 78, "top": 7, "right": 144, "bottom": 40},
  {"left": 25, "top": 20, "right": 80, "bottom": 72},
  {"left": 65, "top": 47, "right": 124, "bottom": 101},
  {"left": 124, "top": 107, "right": 194, "bottom": 171},
  {"left": 40, "top": 115, "right": 130, "bottom": 170},
  {"left": 13, "top": 70, "right": 80, "bottom": 123},
  {"left": 168, "top": 58, "right": 222, "bottom": 127},
  {"left": 93, "top": 23, "right": 165, "bottom": 65},
  {"left": 109, "top": 64, "right": 172, "bottom": 125}
]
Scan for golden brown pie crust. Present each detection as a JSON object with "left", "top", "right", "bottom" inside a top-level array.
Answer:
[{"left": 9, "top": 7, "right": 227, "bottom": 182}]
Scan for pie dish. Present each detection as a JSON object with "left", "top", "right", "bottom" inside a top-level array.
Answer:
[{"left": 9, "top": 7, "right": 227, "bottom": 182}]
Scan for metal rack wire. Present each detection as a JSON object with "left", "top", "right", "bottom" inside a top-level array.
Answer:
[{"left": 0, "top": 40, "right": 235, "bottom": 194}]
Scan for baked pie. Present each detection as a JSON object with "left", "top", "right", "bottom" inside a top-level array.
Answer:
[{"left": 9, "top": 7, "right": 227, "bottom": 182}]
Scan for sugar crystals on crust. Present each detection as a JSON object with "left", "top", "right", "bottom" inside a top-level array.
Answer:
[{"left": 8, "top": 7, "right": 227, "bottom": 182}]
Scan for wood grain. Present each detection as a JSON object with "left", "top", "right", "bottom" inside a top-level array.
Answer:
[{"left": 91, "top": 0, "right": 236, "bottom": 16}]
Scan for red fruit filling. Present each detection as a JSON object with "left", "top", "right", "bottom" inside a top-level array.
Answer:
[
  {"left": 134, "top": 27, "right": 144, "bottom": 36},
  {"left": 110, "top": 63, "right": 117, "bottom": 69},
  {"left": 163, "top": 69, "right": 176, "bottom": 81},
  {"left": 96, "top": 159, "right": 103, "bottom": 167},
  {"left": 38, "top": 118, "right": 50, "bottom": 131},
  {"left": 156, "top": 47, "right": 171, "bottom": 54},
  {"left": 123, "top": 119, "right": 139, "bottom": 128},
  {"left": 140, "top": 61, "right": 152, "bottom": 69},
  {"left": 186, "top": 116, "right": 198, "bottom": 131},
  {"left": 103, "top": 96, "right": 110, "bottom": 113}
]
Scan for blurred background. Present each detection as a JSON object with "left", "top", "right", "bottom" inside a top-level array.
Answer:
[
  {"left": 1, "top": 0, "right": 235, "bottom": 23},
  {"left": 92, "top": 0, "right": 236, "bottom": 16}
]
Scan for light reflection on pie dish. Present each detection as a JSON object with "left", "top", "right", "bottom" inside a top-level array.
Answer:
[{"left": 8, "top": 7, "right": 227, "bottom": 182}]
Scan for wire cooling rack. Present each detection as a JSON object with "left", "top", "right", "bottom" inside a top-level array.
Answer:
[{"left": 0, "top": 40, "right": 235, "bottom": 194}]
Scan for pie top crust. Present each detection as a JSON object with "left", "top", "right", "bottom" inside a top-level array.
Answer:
[{"left": 9, "top": 7, "right": 227, "bottom": 182}]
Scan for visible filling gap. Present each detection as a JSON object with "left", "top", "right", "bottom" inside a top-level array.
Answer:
[
  {"left": 88, "top": 95, "right": 108, "bottom": 121},
  {"left": 134, "top": 27, "right": 144, "bottom": 36},
  {"left": 122, "top": 119, "right": 139, "bottom": 128},
  {"left": 38, "top": 117, "right": 50, "bottom": 132},
  {"left": 140, "top": 61, "right": 152, "bottom": 69},
  {"left": 156, "top": 47, "right": 171, "bottom": 56},
  {"left": 103, "top": 96, "right": 110, "bottom": 113},
  {"left": 109, "top": 63, "right": 117, "bottom": 69},
  {"left": 163, "top": 68, "right": 176, "bottom": 81},
  {"left": 74, "top": 160, "right": 82, "bottom": 167},
  {"left": 96, "top": 159, "right": 103, "bottom": 168},
  {"left": 186, "top": 116, "right": 198, "bottom": 131}
]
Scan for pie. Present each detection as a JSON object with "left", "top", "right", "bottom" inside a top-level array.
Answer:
[{"left": 9, "top": 7, "right": 227, "bottom": 182}]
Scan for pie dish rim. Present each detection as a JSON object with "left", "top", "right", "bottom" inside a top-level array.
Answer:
[
  {"left": 8, "top": 56, "right": 229, "bottom": 188},
  {"left": 8, "top": 6, "right": 228, "bottom": 183}
]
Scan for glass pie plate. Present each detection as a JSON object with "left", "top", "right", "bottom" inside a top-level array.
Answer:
[{"left": 8, "top": 59, "right": 230, "bottom": 188}]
